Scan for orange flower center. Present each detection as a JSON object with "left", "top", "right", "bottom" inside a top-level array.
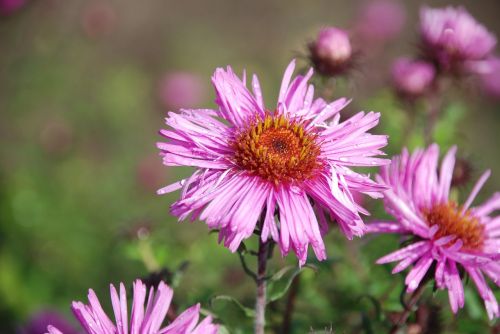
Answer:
[
  {"left": 231, "top": 114, "right": 323, "bottom": 185},
  {"left": 422, "top": 201, "right": 485, "bottom": 250}
]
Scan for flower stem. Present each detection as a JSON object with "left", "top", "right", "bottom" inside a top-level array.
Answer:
[
  {"left": 424, "top": 94, "right": 440, "bottom": 145},
  {"left": 389, "top": 283, "right": 427, "bottom": 334},
  {"left": 255, "top": 237, "right": 269, "bottom": 334}
]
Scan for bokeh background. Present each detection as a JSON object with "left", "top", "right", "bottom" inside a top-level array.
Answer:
[{"left": 1, "top": 0, "right": 499, "bottom": 333}]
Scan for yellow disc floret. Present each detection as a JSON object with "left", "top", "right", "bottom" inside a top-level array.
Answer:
[{"left": 232, "top": 114, "right": 323, "bottom": 185}]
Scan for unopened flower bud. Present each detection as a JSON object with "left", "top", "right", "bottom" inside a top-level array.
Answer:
[{"left": 309, "top": 27, "right": 353, "bottom": 76}]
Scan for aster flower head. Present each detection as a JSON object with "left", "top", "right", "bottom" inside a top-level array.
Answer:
[
  {"left": 46, "top": 279, "right": 218, "bottom": 334},
  {"left": 420, "top": 6, "right": 497, "bottom": 70},
  {"left": 308, "top": 28, "right": 354, "bottom": 77},
  {"left": 391, "top": 57, "right": 436, "bottom": 98},
  {"left": 368, "top": 145, "right": 499, "bottom": 319},
  {"left": 157, "top": 60, "right": 389, "bottom": 265}
]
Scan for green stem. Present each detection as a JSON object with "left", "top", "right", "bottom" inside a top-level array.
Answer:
[{"left": 255, "top": 237, "right": 269, "bottom": 334}]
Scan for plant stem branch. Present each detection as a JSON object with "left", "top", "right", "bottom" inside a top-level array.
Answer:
[
  {"left": 255, "top": 237, "right": 269, "bottom": 334},
  {"left": 238, "top": 251, "right": 258, "bottom": 283},
  {"left": 389, "top": 283, "right": 427, "bottom": 334},
  {"left": 424, "top": 93, "right": 441, "bottom": 145}
]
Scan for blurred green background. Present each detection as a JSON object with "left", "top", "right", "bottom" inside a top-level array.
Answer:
[{"left": 0, "top": 0, "right": 499, "bottom": 333}]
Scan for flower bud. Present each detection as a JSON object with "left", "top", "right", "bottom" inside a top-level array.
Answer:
[{"left": 309, "top": 27, "right": 353, "bottom": 76}]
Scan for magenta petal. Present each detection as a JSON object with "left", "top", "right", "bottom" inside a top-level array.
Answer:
[
  {"left": 377, "top": 241, "right": 430, "bottom": 264},
  {"left": 405, "top": 255, "right": 433, "bottom": 292}
]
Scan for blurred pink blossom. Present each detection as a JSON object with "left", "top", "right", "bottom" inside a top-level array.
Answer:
[
  {"left": 355, "top": 0, "right": 406, "bottom": 44},
  {"left": 391, "top": 57, "right": 436, "bottom": 98},
  {"left": 420, "top": 6, "right": 496, "bottom": 71},
  {"left": 158, "top": 72, "right": 206, "bottom": 110},
  {"left": 478, "top": 58, "right": 500, "bottom": 98},
  {"left": 81, "top": 1, "right": 117, "bottom": 39},
  {"left": 136, "top": 154, "right": 166, "bottom": 192},
  {"left": 20, "top": 310, "right": 77, "bottom": 334},
  {"left": 0, "top": 0, "right": 25, "bottom": 16}
]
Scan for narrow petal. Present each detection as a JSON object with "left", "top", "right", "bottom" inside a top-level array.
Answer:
[
  {"left": 278, "top": 60, "right": 297, "bottom": 105},
  {"left": 110, "top": 283, "right": 128, "bottom": 334},
  {"left": 462, "top": 170, "right": 491, "bottom": 213},
  {"left": 45, "top": 326, "right": 64, "bottom": 334},
  {"left": 366, "top": 221, "right": 409, "bottom": 234},
  {"left": 212, "top": 67, "right": 263, "bottom": 126},
  {"left": 377, "top": 241, "right": 431, "bottom": 264},
  {"left": 191, "top": 316, "right": 219, "bottom": 334},
  {"left": 131, "top": 280, "right": 147, "bottom": 334},
  {"left": 142, "top": 282, "right": 174, "bottom": 333},
  {"left": 444, "top": 261, "right": 465, "bottom": 313},
  {"left": 159, "top": 304, "right": 200, "bottom": 334},
  {"left": 437, "top": 146, "right": 456, "bottom": 202},
  {"left": 466, "top": 267, "right": 499, "bottom": 320},
  {"left": 474, "top": 192, "right": 500, "bottom": 217},
  {"left": 405, "top": 254, "right": 433, "bottom": 292}
]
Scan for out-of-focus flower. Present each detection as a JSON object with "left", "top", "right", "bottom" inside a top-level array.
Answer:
[
  {"left": 368, "top": 145, "right": 499, "bottom": 319},
  {"left": 477, "top": 57, "right": 500, "bottom": 98},
  {"left": 0, "top": 0, "right": 25, "bottom": 16},
  {"left": 46, "top": 279, "right": 218, "bottom": 334},
  {"left": 20, "top": 310, "right": 77, "bottom": 334},
  {"left": 81, "top": 1, "right": 116, "bottom": 39},
  {"left": 391, "top": 57, "right": 436, "bottom": 98},
  {"left": 420, "top": 6, "right": 497, "bottom": 70},
  {"left": 355, "top": 0, "right": 406, "bottom": 44},
  {"left": 158, "top": 72, "right": 206, "bottom": 111},
  {"left": 136, "top": 154, "right": 166, "bottom": 192},
  {"left": 157, "top": 60, "right": 389, "bottom": 265},
  {"left": 308, "top": 28, "right": 354, "bottom": 77}
]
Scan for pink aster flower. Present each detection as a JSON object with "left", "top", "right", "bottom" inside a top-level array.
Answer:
[
  {"left": 157, "top": 60, "right": 389, "bottom": 265},
  {"left": 391, "top": 57, "right": 436, "bottom": 98},
  {"left": 368, "top": 144, "right": 499, "bottom": 319},
  {"left": 420, "top": 6, "right": 497, "bottom": 70},
  {"left": 45, "top": 279, "right": 218, "bottom": 334}
]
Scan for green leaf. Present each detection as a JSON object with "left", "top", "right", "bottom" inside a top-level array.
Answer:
[
  {"left": 209, "top": 295, "right": 255, "bottom": 318},
  {"left": 267, "top": 264, "right": 317, "bottom": 303}
]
